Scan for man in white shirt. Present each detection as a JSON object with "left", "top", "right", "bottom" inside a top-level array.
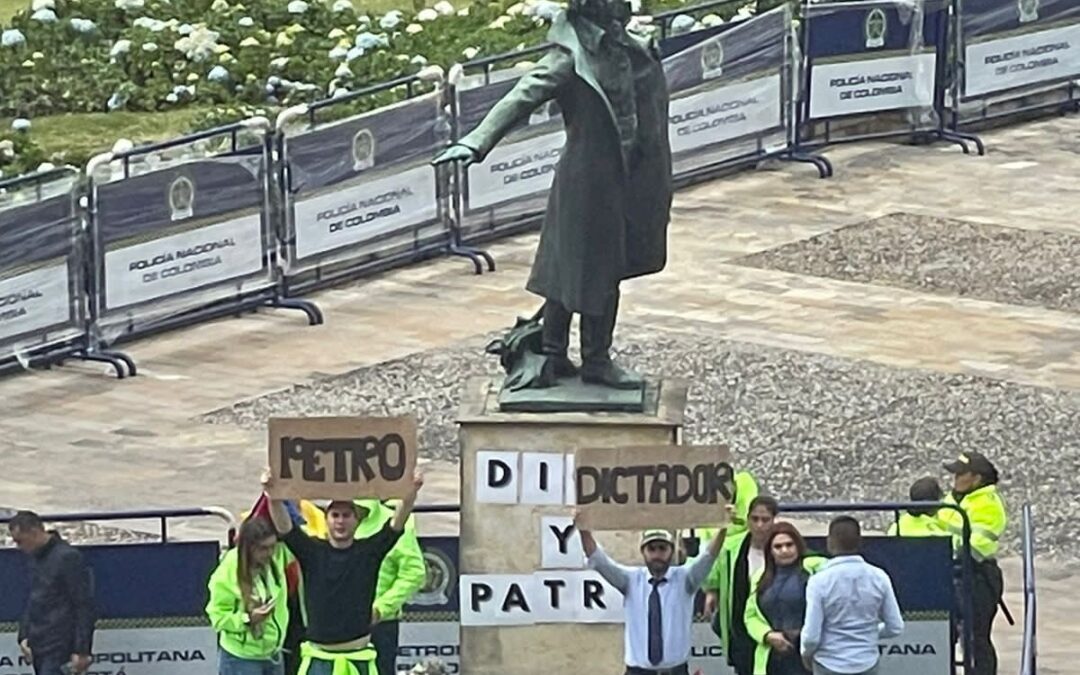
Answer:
[
  {"left": 801, "top": 516, "right": 905, "bottom": 675},
  {"left": 574, "top": 509, "right": 731, "bottom": 675}
]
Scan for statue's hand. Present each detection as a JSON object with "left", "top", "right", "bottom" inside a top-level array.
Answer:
[{"left": 432, "top": 144, "right": 478, "bottom": 167}]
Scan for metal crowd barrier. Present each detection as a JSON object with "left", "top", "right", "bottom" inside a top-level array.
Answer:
[
  {"left": 1019, "top": 503, "right": 1036, "bottom": 675},
  {"left": 2, "top": 0, "right": 1079, "bottom": 381},
  {"left": 0, "top": 506, "right": 236, "bottom": 542}
]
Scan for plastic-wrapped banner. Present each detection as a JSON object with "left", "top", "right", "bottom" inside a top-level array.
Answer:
[
  {"left": 285, "top": 93, "right": 442, "bottom": 268},
  {"left": 804, "top": 0, "right": 944, "bottom": 119},
  {"left": 663, "top": 6, "right": 790, "bottom": 175},
  {"left": 92, "top": 154, "right": 271, "bottom": 339},
  {"left": 456, "top": 64, "right": 565, "bottom": 237},
  {"left": 0, "top": 178, "right": 82, "bottom": 359},
  {"left": 959, "top": 0, "right": 1080, "bottom": 98}
]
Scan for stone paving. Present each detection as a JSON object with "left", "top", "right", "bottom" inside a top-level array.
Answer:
[{"left": 1, "top": 115, "right": 1079, "bottom": 671}]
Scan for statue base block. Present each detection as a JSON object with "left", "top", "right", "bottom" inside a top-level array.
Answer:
[{"left": 496, "top": 376, "right": 652, "bottom": 413}]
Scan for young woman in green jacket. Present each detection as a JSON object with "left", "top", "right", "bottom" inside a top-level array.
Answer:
[
  {"left": 206, "top": 518, "right": 291, "bottom": 675},
  {"left": 744, "top": 523, "right": 827, "bottom": 675}
]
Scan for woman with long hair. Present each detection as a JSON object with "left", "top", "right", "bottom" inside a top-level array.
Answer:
[
  {"left": 206, "top": 518, "right": 290, "bottom": 675},
  {"left": 744, "top": 522, "right": 827, "bottom": 675}
]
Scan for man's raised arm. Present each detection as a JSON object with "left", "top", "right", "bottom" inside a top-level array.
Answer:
[
  {"left": 574, "top": 510, "right": 632, "bottom": 594},
  {"left": 391, "top": 472, "right": 424, "bottom": 532},
  {"left": 260, "top": 469, "right": 293, "bottom": 536}
]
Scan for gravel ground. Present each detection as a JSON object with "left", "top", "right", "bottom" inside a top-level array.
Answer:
[
  {"left": 203, "top": 323, "right": 1080, "bottom": 559},
  {"left": 734, "top": 213, "right": 1080, "bottom": 312}
]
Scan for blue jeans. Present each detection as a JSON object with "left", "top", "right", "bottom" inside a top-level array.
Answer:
[
  {"left": 32, "top": 652, "right": 70, "bottom": 675},
  {"left": 219, "top": 647, "right": 285, "bottom": 675}
]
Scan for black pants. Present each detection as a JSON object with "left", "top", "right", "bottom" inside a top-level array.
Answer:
[
  {"left": 625, "top": 665, "right": 688, "bottom": 675},
  {"left": 32, "top": 652, "right": 69, "bottom": 675},
  {"left": 970, "top": 561, "right": 1003, "bottom": 675},
  {"left": 371, "top": 620, "right": 400, "bottom": 675},
  {"left": 282, "top": 593, "right": 305, "bottom": 675},
  {"left": 541, "top": 291, "right": 619, "bottom": 366}
]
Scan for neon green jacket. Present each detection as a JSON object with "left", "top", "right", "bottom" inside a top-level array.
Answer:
[
  {"left": 206, "top": 543, "right": 291, "bottom": 660},
  {"left": 354, "top": 500, "right": 426, "bottom": 621},
  {"left": 700, "top": 529, "right": 749, "bottom": 657},
  {"left": 744, "top": 556, "right": 828, "bottom": 675},
  {"left": 887, "top": 512, "right": 948, "bottom": 537},
  {"left": 938, "top": 485, "right": 1007, "bottom": 561}
]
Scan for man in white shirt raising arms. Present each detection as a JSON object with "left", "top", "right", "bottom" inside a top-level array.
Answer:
[
  {"left": 574, "top": 507, "right": 732, "bottom": 675},
  {"left": 801, "top": 516, "right": 905, "bottom": 675}
]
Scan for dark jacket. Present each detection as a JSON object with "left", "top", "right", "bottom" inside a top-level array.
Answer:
[
  {"left": 17, "top": 534, "right": 96, "bottom": 656},
  {"left": 458, "top": 12, "right": 673, "bottom": 316}
]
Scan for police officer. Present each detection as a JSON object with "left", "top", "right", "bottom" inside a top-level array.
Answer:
[
  {"left": 888, "top": 477, "right": 948, "bottom": 537},
  {"left": 938, "top": 451, "right": 1007, "bottom": 675}
]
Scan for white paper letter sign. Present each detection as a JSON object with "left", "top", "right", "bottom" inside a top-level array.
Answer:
[
  {"left": 521, "top": 453, "right": 565, "bottom": 505},
  {"left": 564, "top": 453, "right": 576, "bottom": 506},
  {"left": 540, "top": 516, "right": 584, "bottom": 569},
  {"left": 533, "top": 571, "right": 625, "bottom": 623},
  {"left": 459, "top": 574, "right": 536, "bottom": 626},
  {"left": 475, "top": 451, "right": 519, "bottom": 504}
]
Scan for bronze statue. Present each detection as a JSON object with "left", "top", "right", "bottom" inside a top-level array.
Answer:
[{"left": 434, "top": 0, "right": 673, "bottom": 395}]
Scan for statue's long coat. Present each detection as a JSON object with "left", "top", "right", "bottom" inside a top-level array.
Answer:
[{"left": 457, "top": 12, "right": 673, "bottom": 316}]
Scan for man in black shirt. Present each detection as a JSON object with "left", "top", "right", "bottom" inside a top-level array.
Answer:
[
  {"left": 9, "top": 511, "right": 95, "bottom": 675},
  {"left": 262, "top": 470, "right": 423, "bottom": 675}
]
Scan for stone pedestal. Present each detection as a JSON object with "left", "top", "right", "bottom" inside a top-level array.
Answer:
[{"left": 456, "top": 377, "right": 690, "bottom": 675}]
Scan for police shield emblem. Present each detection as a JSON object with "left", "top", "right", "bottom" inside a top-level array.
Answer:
[
  {"left": 352, "top": 128, "right": 375, "bottom": 172},
  {"left": 168, "top": 175, "right": 194, "bottom": 222},
  {"left": 412, "top": 546, "right": 454, "bottom": 606},
  {"left": 700, "top": 38, "right": 724, "bottom": 80},
  {"left": 1018, "top": 0, "right": 1039, "bottom": 23},
  {"left": 865, "top": 8, "right": 887, "bottom": 49}
]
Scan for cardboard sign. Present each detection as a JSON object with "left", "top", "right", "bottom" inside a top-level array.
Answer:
[
  {"left": 267, "top": 416, "right": 417, "bottom": 500},
  {"left": 574, "top": 445, "right": 733, "bottom": 530}
]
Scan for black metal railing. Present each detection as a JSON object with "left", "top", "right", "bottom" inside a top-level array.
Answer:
[
  {"left": 1019, "top": 503, "right": 1036, "bottom": 675},
  {"left": 0, "top": 507, "right": 236, "bottom": 543}
]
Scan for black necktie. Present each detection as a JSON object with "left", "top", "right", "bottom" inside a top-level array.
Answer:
[{"left": 648, "top": 577, "right": 666, "bottom": 665}]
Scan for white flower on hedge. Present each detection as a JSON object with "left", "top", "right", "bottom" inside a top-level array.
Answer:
[
  {"left": 114, "top": 0, "right": 144, "bottom": 10},
  {"left": 210, "top": 0, "right": 229, "bottom": 9},
  {"left": 0, "top": 140, "right": 14, "bottom": 158},
  {"left": 356, "top": 14, "right": 371, "bottom": 23},
  {"left": 462, "top": 46, "right": 478, "bottom": 59},
  {"left": 239, "top": 36, "right": 260, "bottom": 47},
  {"left": 208, "top": 65, "right": 230, "bottom": 82},
  {"left": 69, "top": 18, "right": 97, "bottom": 33},
  {"left": 175, "top": 25, "right": 221, "bottom": 61},
  {"left": 133, "top": 16, "right": 167, "bottom": 31},
  {"left": 2, "top": 29, "right": 27, "bottom": 47},
  {"left": 379, "top": 10, "right": 402, "bottom": 29},
  {"left": 142, "top": 41, "right": 158, "bottom": 51},
  {"left": 31, "top": 8, "right": 57, "bottom": 22},
  {"left": 31, "top": 50, "right": 44, "bottom": 59},
  {"left": 346, "top": 46, "right": 363, "bottom": 61},
  {"left": 107, "top": 92, "right": 126, "bottom": 110},
  {"left": 405, "top": 22, "right": 422, "bottom": 34},
  {"left": 11, "top": 118, "right": 31, "bottom": 132},
  {"left": 433, "top": 0, "right": 454, "bottom": 15},
  {"left": 331, "top": 0, "right": 352, "bottom": 11},
  {"left": 326, "top": 27, "right": 344, "bottom": 39},
  {"left": 110, "top": 39, "right": 132, "bottom": 57},
  {"left": 165, "top": 92, "right": 179, "bottom": 102},
  {"left": 488, "top": 15, "right": 511, "bottom": 28},
  {"left": 287, "top": 0, "right": 308, "bottom": 13},
  {"left": 214, "top": 43, "right": 230, "bottom": 53},
  {"left": 269, "top": 56, "right": 289, "bottom": 68},
  {"left": 334, "top": 62, "right": 351, "bottom": 78},
  {"left": 328, "top": 44, "right": 348, "bottom": 59},
  {"left": 220, "top": 52, "right": 236, "bottom": 63},
  {"left": 354, "top": 31, "right": 381, "bottom": 49},
  {"left": 416, "top": 8, "right": 438, "bottom": 21},
  {"left": 238, "top": 16, "right": 255, "bottom": 27},
  {"left": 670, "top": 13, "right": 695, "bottom": 34},
  {"left": 275, "top": 32, "right": 294, "bottom": 47},
  {"left": 457, "top": 7, "right": 469, "bottom": 15},
  {"left": 700, "top": 13, "right": 722, "bottom": 27},
  {"left": 21, "top": 58, "right": 34, "bottom": 66},
  {"left": 410, "top": 54, "right": 427, "bottom": 66},
  {"left": 507, "top": 2, "right": 526, "bottom": 15}
]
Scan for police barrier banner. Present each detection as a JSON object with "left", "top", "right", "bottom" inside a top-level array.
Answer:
[
  {"left": 92, "top": 151, "right": 273, "bottom": 340},
  {"left": 283, "top": 93, "right": 443, "bottom": 274},
  {"left": 662, "top": 5, "right": 790, "bottom": 176},
  {"left": 803, "top": 0, "right": 944, "bottom": 120},
  {"left": 0, "top": 541, "right": 221, "bottom": 675},
  {"left": 456, "top": 63, "right": 565, "bottom": 236},
  {"left": 959, "top": 0, "right": 1080, "bottom": 98},
  {"left": 0, "top": 172, "right": 84, "bottom": 361}
]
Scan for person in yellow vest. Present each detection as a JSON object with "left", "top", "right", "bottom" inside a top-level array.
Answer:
[
  {"left": 744, "top": 522, "right": 827, "bottom": 675},
  {"left": 349, "top": 500, "right": 426, "bottom": 675},
  {"left": 702, "top": 493, "right": 777, "bottom": 675},
  {"left": 938, "top": 451, "right": 1007, "bottom": 675},
  {"left": 887, "top": 477, "right": 948, "bottom": 537}
]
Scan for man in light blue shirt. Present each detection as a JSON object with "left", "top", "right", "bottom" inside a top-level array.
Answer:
[
  {"left": 801, "top": 516, "right": 904, "bottom": 675},
  {"left": 575, "top": 508, "right": 731, "bottom": 675}
]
